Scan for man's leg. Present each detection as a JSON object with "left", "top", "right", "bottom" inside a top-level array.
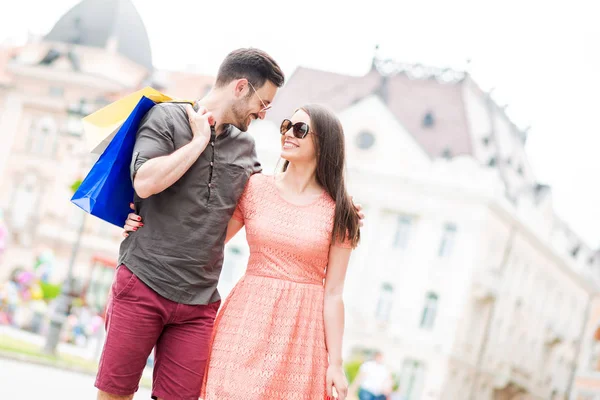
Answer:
[
  {"left": 95, "top": 265, "right": 166, "bottom": 399},
  {"left": 97, "top": 391, "right": 133, "bottom": 400},
  {"left": 151, "top": 300, "right": 220, "bottom": 400}
]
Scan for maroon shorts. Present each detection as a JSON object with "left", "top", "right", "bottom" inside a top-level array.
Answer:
[{"left": 95, "top": 265, "right": 220, "bottom": 400}]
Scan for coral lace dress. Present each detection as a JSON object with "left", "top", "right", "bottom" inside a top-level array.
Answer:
[{"left": 201, "top": 173, "right": 350, "bottom": 399}]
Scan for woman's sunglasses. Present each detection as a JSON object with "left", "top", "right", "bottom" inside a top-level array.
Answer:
[{"left": 280, "top": 119, "right": 311, "bottom": 139}]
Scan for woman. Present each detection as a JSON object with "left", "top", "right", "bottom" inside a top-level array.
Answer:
[{"left": 125, "top": 104, "right": 360, "bottom": 399}]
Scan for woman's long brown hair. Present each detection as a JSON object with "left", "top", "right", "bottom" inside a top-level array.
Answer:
[{"left": 281, "top": 104, "right": 360, "bottom": 248}]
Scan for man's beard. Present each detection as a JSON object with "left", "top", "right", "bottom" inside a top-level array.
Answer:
[
  {"left": 231, "top": 99, "right": 259, "bottom": 132},
  {"left": 231, "top": 101, "right": 250, "bottom": 132}
]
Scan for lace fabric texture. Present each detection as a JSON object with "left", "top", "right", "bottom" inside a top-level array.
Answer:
[{"left": 202, "top": 174, "right": 349, "bottom": 399}]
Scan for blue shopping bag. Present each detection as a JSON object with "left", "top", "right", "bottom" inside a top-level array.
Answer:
[{"left": 71, "top": 96, "right": 157, "bottom": 227}]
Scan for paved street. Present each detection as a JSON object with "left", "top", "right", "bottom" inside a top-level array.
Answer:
[{"left": 0, "top": 358, "right": 152, "bottom": 399}]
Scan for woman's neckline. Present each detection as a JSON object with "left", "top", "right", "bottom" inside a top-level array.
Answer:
[{"left": 270, "top": 174, "right": 326, "bottom": 208}]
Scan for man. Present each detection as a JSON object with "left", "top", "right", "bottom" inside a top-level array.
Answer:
[
  {"left": 95, "top": 48, "right": 285, "bottom": 400},
  {"left": 351, "top": 351, "right": 393, "bottom": 400}
]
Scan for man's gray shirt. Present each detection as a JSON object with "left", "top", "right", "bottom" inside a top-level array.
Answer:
[{"left": 118, "top": 102, "right": 261, "bottom": 305}]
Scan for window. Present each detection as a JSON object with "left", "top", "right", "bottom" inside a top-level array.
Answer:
[
  {"left": 393, "top": 215, "right": 412, "bottom": 249},
  {"left": 49, "top": 86, "right": 64, "bottom": 97},
  {"left": 399, "top": 359, "right": 425, "bottom": 400},
  {"left": 356, "top": 130, "right": 376, "bottom": 150},
  {"left": 35, "top": 126, "right": 50, "bottom": 154},
  {"left": 555, "top": 292, "right": 564, "bottom": 331},
  {"left": 422, "top": 111, "right": 435, "bottom": 127},
  {"left": 10, "top": 174, "right": 38, "bottom": 230},
  {"left": 438, "top": 223, "right": 457, "bottom": 257},
  {"left": 375, "top": 283, "right": 394, "bottom": 322},
  {"left": 39, "top": 48, "right": 61, "bottom": 65},
  {"left": 28, "top": 117, "right": 57, "bottom": 156},
  {"left": 67, "top": 114, "right": 83, "bottom": 136},
  {"left": 94, "top": 96, "right": 111, "bottom": 108},
  {"left": 567, "top": 298, "right": 577, "bottom": 333},
  {"left": 420, "top": 292, "right": 439, "bottom": 330},
  {"left": 66, "top": 99, "right": 91, "bottom": 136}
]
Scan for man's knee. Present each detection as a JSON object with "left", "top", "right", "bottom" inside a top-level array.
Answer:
[{"left": 97, "top": 390, "right": 134, "bottom": 400}]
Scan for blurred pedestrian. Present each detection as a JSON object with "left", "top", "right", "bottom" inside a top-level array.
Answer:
[{"left": 350, "top": 351, "right": 393, "bottom": 400}]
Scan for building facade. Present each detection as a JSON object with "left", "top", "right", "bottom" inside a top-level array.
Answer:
[
  {"left": 219, "top": 60, "right": 600, "bottom": 400},
  {"left": 0, "top": 2, "right": 598, "bottom": 399},
  {"left": 572, "top": 295, "right": 600, "bottom": 400},
  {"left": 0, "top": 0, "right": 213, "bottom": 288}
]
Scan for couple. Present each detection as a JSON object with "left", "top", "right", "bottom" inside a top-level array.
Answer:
[{"left": 95, "top": 48, "right": 363, "bottom": 400}]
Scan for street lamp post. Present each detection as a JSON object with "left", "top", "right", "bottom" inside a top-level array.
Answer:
[
  {"left": 43, "top": 211, "right": 85, "bottom": 354},
  {"left": 43, "top": 99, "right": 89, "bottom": 355}
]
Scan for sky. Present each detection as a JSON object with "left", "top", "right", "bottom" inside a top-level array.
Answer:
[{"left": 1, "top": 0, "right": 599, "bottom": 246}]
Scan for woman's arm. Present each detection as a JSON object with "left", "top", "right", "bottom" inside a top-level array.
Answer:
[
  {"left": 225, "top": 217, "right": 244, "bottom": 244},
  {"left": 121, "top": 204, "right": 245, "bottom": 243},
  {"left": 324, "top": 244, "right": 352, "bottom": 400}
]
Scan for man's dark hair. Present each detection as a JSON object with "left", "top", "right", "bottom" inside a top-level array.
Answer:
[{"left": 215, "top": 48, "right": 285, "bottom": 89}]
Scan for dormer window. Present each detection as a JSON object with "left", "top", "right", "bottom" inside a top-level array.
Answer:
[
  {"left": 356, "top": 131, "right": 376, "bottom": 150},
  {"left": 422, "top": 111, "right": 435, "bottom": 128}
]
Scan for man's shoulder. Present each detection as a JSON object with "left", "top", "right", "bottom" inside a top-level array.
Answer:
[
  {"left": 155, "top": 101, "right": 188, "bottom": 111},
  {"left": 139, "top": 102, "right": 185, "bottom": 128},
  {"left": 145, "top": 102, "right": 178, "bottom": 116},
  {"left": 153, "top": 102, "right": 189, "bottom": 120}
]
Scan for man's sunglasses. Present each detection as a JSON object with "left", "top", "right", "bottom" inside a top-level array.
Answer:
[
  {"left": 248, "top": 81, "right": 272, "bottom": 114},
  {"left": 280, "top": 119, "right": 311, "bottom": 139}
]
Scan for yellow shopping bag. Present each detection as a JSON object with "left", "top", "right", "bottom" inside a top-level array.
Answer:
[
  {"left": 83, "top": 87, "right": 192, "bottom": 154},
  {"left": 72, "top": 89, "right": 194, "bottom": 226}
]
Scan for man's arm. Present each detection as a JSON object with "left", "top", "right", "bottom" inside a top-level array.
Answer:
[
  {"left": 132, "top": 104, "right": 213, "bottom": 198},
  {"left": 134, "top": 139, "right": 209, "bottom": 198}
]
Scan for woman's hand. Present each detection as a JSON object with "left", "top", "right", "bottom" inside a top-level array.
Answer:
[
  {"left": 122, "top": 203, "right": 143, "bottom": 238},
  {"left": 327, "top": 364, "right": 348, "bottom": 400}
]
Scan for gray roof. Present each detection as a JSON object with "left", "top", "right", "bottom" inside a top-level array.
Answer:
[
  {"left": 267, "top": 64, "right": 473, "bottom": 159},
  {"left": 45, "top": 0, "right": 152, "bottom": 70}
]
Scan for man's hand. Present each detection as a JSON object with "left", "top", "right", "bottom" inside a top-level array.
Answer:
[
  {"left": 352, "top": 196, "right": 365, "bottom": 227},
  {"left": 133, "top": 105, "right": 213, "bottom": 199},
  {"left": 185, "top": 104, "right": 215, "bottom": 145}
]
